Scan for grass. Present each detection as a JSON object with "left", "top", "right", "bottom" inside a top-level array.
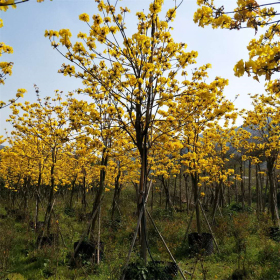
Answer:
[{"left": 0, "top": 189, "right": 280, "bottom": 280}]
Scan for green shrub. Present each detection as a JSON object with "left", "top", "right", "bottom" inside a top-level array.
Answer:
[
  {"left": 64, "top": 207, "right": 75, "bottom": 217},
  {"left": 124, "top": 260, "right": 177, "bottom": 280},
  {"left": 229, "top": 203, "right": 253, "bottom": 213}
]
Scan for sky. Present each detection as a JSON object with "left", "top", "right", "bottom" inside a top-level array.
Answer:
[{"left": 0, "top": 0, "right": 271, "bottom": 138}]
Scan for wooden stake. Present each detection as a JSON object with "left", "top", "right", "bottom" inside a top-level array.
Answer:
[
  {"left": 73, "top": 196, "right": 104, "bottom": 258},
  {"left": 146, "top": 209, "right": 190, "bottom": 279},
  {"left": 97, "top": 205, "right": 101, "bottom": 265},
  {"left": 183, "top": 206, "right": 195, "bottom": 243},
  {"left": 198, "top": 200, "right": 220, "bottom": 253},
  {"left": 121, "top": 181, "right": 153, "bottom": 280},
  {"left": 38, "top": 198, "right": 56, "bottom": 249}
]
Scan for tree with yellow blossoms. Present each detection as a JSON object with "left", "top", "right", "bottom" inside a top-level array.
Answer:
[
  {"left": 7, "top": 90, "right": 75, "bottom": 235},
  {"left": 243, "top": 84, "right": 280, "bottom": 226},
  {"left": 0, "top": 138, "right": 36, "bottom": 211},
  {"left": 150, "top": 132, "right": 183, "bottom": 211},
  {"left": 64, "top": 138, "right": 98, "bottom": 212},
  {"left": 46, "top": 0, "right": 240, "bottom": 262},
  {"left": 107, "top": 137, "right": 139, "bottom": 221},
  {"left": 68, "top": 96, "right": 124, "bottom": 241},
  {"left": 2, "top": 133, "right": 52, "bottom": 229},
  {"left": 200, "top": 125, "right": 237, "bottom": 222},
  {"left": 229, "top": 127, "right": 252, "bottom": 209},
  {"left": 194, "top": 0, "right": 280, "bottom": 82},
  {"left": 174, "top": 72, "right": 237, "bottom": 233}
]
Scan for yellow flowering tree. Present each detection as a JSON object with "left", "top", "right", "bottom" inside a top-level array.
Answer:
[
  {"left": 0, "top": 139, "right": 34, "bottom": 210},
  {"left": 175, "top": 74, "right": 237, "bottom": 233},
  {"left": 230, "top": 127, "right": 252, "bottom": 208},
  {"left": 150, "top": 132, "right": 183, "bottom": 211},
  {"left": 4, "top": 133, "right": 51, "bottom": 228},
  {"left": 7, "top": 90, "right": 75, "bottom": 235},
  {"left": 194, "top": 0, "right": 280, "bottom": 82},
  {"left": 201, "top": 126, "right": 236, "bottom": 221},
  {"left": 68, "top": 96, "right": 123, "bottom": 240},
  {"left": 243, "top": 85, "right": 280, "bottom": 225},
  {"left": 46, "top": 0, "right": 240, "bottom": 261},
  {"left": 107, "top": 136, "right": 139, "bottom": 221}
]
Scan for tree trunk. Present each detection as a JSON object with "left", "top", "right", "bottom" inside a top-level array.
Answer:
[
  {"left": 35, "top": 172, "right": 42, "bottom": 230},
  {"left": 89, "top": 151, "right": 108, "bottom": 240},
  {"left": 184, "top": 174, "right": 189, "bottom": 213},
  {"left": 179, "top": 167, "right": 182, "bottom": 211},
  {"left": 267, "top": 160, "right": 277, "bottom": 225},
  {"left": 227, "top": 175, "right": 231, "bottom": 206},
  {"left": 82, "top": 173, "right": 87, "bottom": 212},
  {"left": 159, "top": 180, "right": 162, "bottom": 207},
  {"left": 44, "top": 152, "right": 56, "bottom": 236},
  {"left": 220, "top": 183, "right": 225, "bottom": 208},
  {"left": 256, "top": 164, "right": 260, "bottom": 217},
  {"left": 173, "top": 176, "right": 177, "bottom": 207},
  {"left": 192, "top": 173, "right": 201, "bottom": 234},
  {"left": 133, "top": 182, "right": 139, "bottom": 205},
  {"left": 151, "top": 181, "right": 154, "bottom": 212},
  {"left": 248, "top": 159, "right": 252, "bottom": 206},
  {"left": 111, "top": 171, "right": 121, "bottom": 221},
  {"left": 258, "top": 164, "right": 264, "bottom": 212},
  {"left": 161, "top": 176, "right": 173, "bottom": 210},
  {"left": 138, "top": 146, "right": 148, "bottom": 264},
  {"left": 97, "top": 205, "right": 101, "bottom": 265},
  {"left": 234, "top": 164, "right": 238, "bottom": 203},
  {"left": 69, "top": 175, "right": 77, "bottom": 209},
  {"left": 212, "top": 181, "right": 222, "bottom": 224},
  {"left": 265, "top": 171, "right": 269, "bottom": 213},
  {"left": 240, "top": 164, "right": 245, "bottom": 209}
]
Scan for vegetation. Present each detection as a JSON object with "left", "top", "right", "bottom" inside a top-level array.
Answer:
[{"left": 1, "top": 0, "right": 280, "bottom": 279}]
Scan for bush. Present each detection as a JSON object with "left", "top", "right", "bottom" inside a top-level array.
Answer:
[
  {"left": 229, "top": 203, "right": 253, "bottom": 213},
  {"left": 64, "top": 207, "right": 75, "bottom": 217},
  {"left": 124, "top": 260, "right": 177, "bottom": 280}
]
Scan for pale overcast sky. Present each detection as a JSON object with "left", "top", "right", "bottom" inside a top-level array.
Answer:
[{"left": 0, "top": 0, "right": 271, "bottom": 137}]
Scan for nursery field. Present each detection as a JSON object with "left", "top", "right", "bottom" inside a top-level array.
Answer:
[
  {"left": 2, "top": 0, "right": 280, "bottom": 279},
  {"left": 1, "top": 185, "right": 280, "bottom": 280}
]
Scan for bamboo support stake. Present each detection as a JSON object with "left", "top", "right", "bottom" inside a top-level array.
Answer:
[
  {"left": 146, "top": 209, "right": 191, "bottom": 279},
  {"left": 183, "top": 199, "right": 199, "bottom": 243},
  {"left": 120, "top": 181, "right": 153, "bottom": 280},
  {"left": 52, "top": 208, "right": 67, "bottom": 248},
  {"left": 217, "top": 204, "right": 223, "bottom": 217},
  {"left": 120, "top": 208, "right": 143, "bottom": 280},
  {"left": 73, "top": 196, "right": 104, "bottom": 258},
  {"left": 183, "top": 206, "right": 195, "bottom": 243},
  {"left": 97, "top": 205, "right": 101, "bottom": 265},
  {"left": 198, "top": 200, "right": 220, "bottom": 254},
  {"left": 115, "top": 200, "right": 122, "bottom": 217},
  {"left": 36, "top": 192, "right": 66, "bottom": 248},
  {"left": 38, "top": 198, "right": 56, "bottom": 249}
]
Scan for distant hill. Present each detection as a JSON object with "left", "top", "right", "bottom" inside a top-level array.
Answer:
[{"left": 0, "top": 145, "right": 5, "bottom": 150}]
